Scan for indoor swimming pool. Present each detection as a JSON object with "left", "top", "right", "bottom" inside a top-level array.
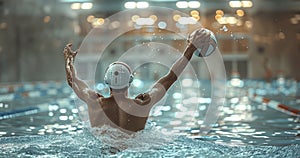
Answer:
[{"left": 0, "top": 79, "right": 299, "bottom": 157}]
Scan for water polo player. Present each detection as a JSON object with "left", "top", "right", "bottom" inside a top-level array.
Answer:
[{"left": 63, "top": 28, "right": 216, "bottom": 133}]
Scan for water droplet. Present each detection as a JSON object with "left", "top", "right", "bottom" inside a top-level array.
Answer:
[{"left": 220, "top": 25, "right": 228, "bottom": 32}]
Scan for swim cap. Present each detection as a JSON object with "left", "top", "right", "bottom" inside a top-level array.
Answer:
[{"left": 104, "top": 62, "right": 133, "bottom": 89}]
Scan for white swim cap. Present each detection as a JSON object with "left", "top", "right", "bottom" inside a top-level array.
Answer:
[{"left": 104, "top": 62, "right": 133, "bottom": 89}]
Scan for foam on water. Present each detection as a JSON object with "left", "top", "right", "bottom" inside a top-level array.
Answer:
[
  {"left": 0, "top": 125, "right": 299, "bottom": 157},
  {"left": 90, "top": 123, "right": 176, "bottom": 151}
]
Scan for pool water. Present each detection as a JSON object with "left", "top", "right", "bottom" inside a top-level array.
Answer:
[
  {"left": 0, "top": 80, "right": 299, "bottom": 157},
  {"left": 1, "top": 130, "right": 299, "bottom": 158}
]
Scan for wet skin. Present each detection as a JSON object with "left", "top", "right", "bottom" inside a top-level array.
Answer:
[{"left": 63, "top": 28, "right": 210, "bottom": 133}]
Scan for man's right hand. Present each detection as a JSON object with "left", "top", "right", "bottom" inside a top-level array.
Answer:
[{"left": 63, "top": 43, "right": 78, "bottom": 61}]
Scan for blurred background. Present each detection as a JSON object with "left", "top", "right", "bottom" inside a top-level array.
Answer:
[
  {"left": 0, "top": 1, "right": 299, "bottom": 146},
  {"left": 0, "top": 0, "right": 299, "bottom": 82}
]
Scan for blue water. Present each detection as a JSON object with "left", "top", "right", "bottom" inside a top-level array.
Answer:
[
  {"left": 1, "top": 128, "right": 299, "bottom": 157},
  {"left": 0, "top": 80, "right": 300, "bottom": 157}
]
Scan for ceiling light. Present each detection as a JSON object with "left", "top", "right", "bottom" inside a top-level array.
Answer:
[
  {"left": 173, "top": 14, "right": 181, "bottom": 21},
  {"left": 215, "top": 15, "right": 222, "bottom": 20},
  {"left": 149, "top": 15, "right": 158, "bottom": 21},
  {"left": 192, "top": 15, "right": 200, "bottom": 21},
  {"left": 229, "top": 1, "right": 253, "bottom": 8},
  {"left": 60, "top": 0, "right": 91, "bottom": 2},
  {"left": 86, "top": 15, "right": 95, "bottom": 23},
  {"left": 81, "top": 2, "right": 93, "bottom": 9},
  {"left": 124, "top": 2, "right": 136, "bottom": 9},
  {"left": 236, "top": 9, "right": 244, "bottom": 16},
  {"left": 190, "top": 10, "right": 199, "bottom": 16},
  {"left": 188, "top": 1, "right": 200, "bottom": 8},
  {"left": 92, "top": 18, "right": 105, "bottom": 26},
  {"left": 176, "top": 1, "right": 188, "bottom": 8},
  {"left": 216, "top": 10, "right": 224, "bottom": 16},
  {"left": 241, "top": 1, "right": 253, "bottom": 8},
  {"left": 137, "top": 2, "right": 149, "bottom": 8},
  {"left": 147, "top": 0, "right": 177, "bottom": 1},
  {"left": 70, "top": 3, "right": 81, "bottom": 10},
  {"left": 229, "top": 1, "right": 242, "bottom": 8},
  {"left": 290, "top": 17, "right": 298, "bottom": 24}
]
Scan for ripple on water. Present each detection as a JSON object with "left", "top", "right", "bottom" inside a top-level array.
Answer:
[{"left": 0, "top": 126, "right": 300, "bottom": 158}]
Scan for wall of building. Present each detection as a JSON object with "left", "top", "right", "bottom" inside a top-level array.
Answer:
[{"left": 0, "top": 0, "right": 299, "bottom": 83}]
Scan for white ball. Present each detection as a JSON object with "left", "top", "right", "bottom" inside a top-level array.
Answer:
[{"left": 189, "top": 28, "right": 217, "bottom": 57}]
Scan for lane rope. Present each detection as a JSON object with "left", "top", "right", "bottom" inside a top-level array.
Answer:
[
  {"left": 248, "top": 93, "right": 300, "bottom": 117},
  {"left": 0, "top": 98, "right": 74, "bottom": 120}
]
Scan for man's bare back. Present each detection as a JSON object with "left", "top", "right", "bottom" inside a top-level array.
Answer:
[
  {"left": 63, "top": 28, "right": 210, "bottom": 133},
  {"left": 87, "top": 94, "right": 150, "bottom": 132}
]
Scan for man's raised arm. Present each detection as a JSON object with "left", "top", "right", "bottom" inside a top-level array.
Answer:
[
  {"left": 140, "top": 28, "right": 210, "bottom": 105},
  {"left": 63, "top": 44, "right": 101, "bottom": 102}
]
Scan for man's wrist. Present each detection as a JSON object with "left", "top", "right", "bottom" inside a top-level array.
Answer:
[{"left": 187, "top": 43, "right": 197, "bottom": 52}]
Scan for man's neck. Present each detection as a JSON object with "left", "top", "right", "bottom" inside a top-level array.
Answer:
[{"left": 110, "top": 89, "right": 128, "bottom": 98}]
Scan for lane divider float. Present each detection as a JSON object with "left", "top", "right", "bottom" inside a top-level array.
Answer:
[
  {"left": 249, "top": 93, "right": 300, "bottom": 117},
  {"left": 0, "top": 98, "right": 74, "bottom": 120},
  {"left": 0, "top": 87, "right": 72, "bottom": 102}
]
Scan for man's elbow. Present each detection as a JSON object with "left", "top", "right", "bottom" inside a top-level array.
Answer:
[{"left": 168, "top": 71, "right": 178, "bottom": 82}]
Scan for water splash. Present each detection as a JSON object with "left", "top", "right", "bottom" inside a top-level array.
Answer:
[{"left": 90, "top": 123, "right": 176, "bottom": 151}]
